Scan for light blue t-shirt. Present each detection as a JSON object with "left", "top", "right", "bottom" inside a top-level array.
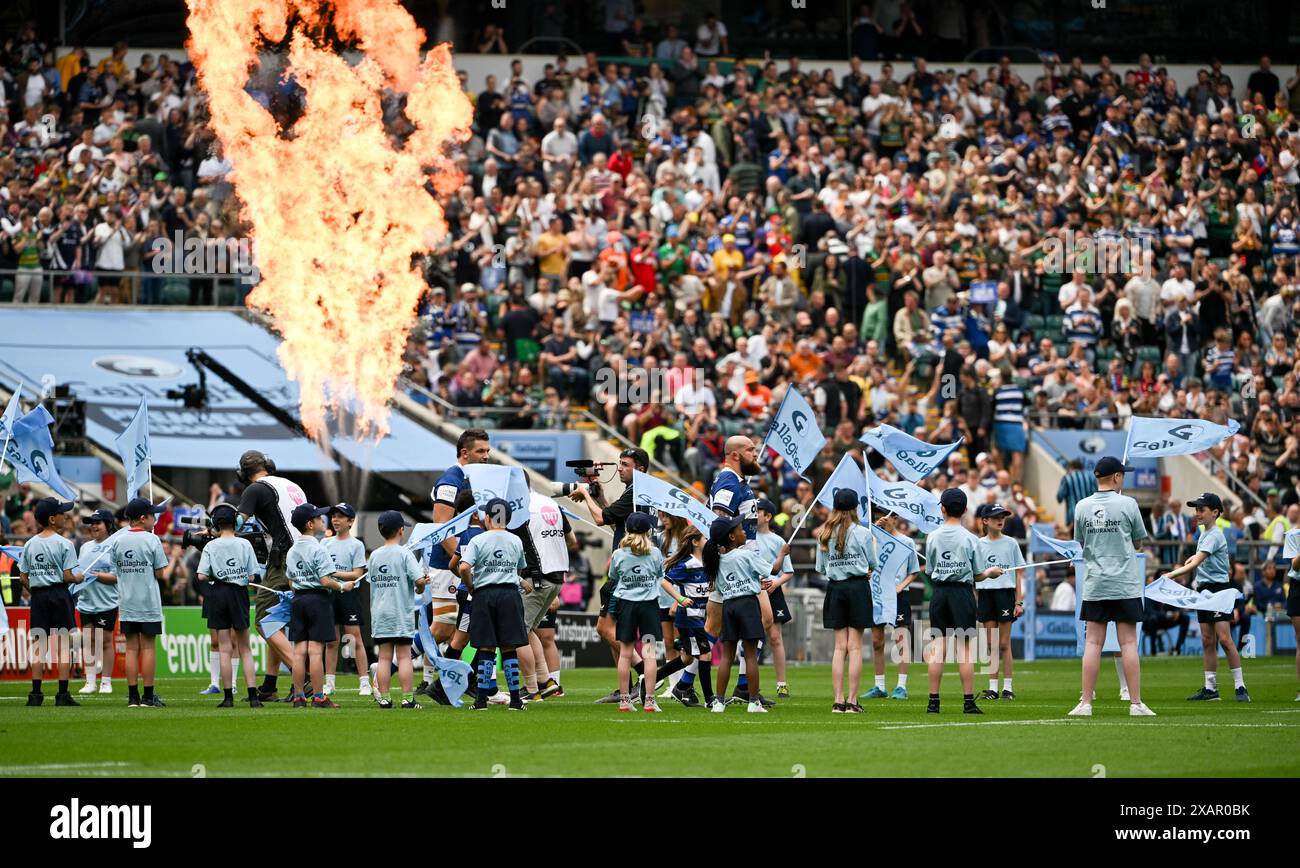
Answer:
[
  {"left": 1194, "top": 524, "right": 1230, "bottom": 588},
  {"left": 75, "top": 538, "right": 118, "bottom": 613},
  {"left": 924, "top": 523, "right": 982, "bottom": 585},
  {"left": 367, "top": 544, "right": 425, "bottom": 639},
  {"left": 1072, "top": 490, "right": 1148, "bottom": 601},
  {"left": 197, "top": 536, "right": 260, "bottom": 587},
  {"left": 756, "top": 530, "right": 794, "bottom": 577},
  {"left": 609, "top": 547, "right": 666, "bottom": 602},
  {"left": 111, "top": 529, "right": 167, "bottom": 623},
  {"left": 461, "top": 529, "right": 526, "bottom": 589},
  {"left": 977, "top": 535, "right": 1025, "bottom": 590},
  {"left": 322, "top": 536, "right": 367, "bottom": 583},
  {"left": 814, "top": 523, "right": 875, "bottom": 582},
  {"left": 18, "top": 533, "right": 77, "bottom": 589},
  {"left": 714, "top": 547, "right": 766, "bottom": 600},
  {"left": 874, "top": 530, "right": 919, "bottom": 595},
  {"left": 286, "top": 537, "right": 336, "bottom": 591}
]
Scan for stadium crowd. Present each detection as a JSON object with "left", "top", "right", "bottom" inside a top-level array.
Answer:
[{"left": 4, "top": 14, "right": 1300, "bottom": 620}]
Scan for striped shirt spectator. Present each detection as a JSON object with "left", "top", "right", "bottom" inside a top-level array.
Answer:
[{"left": 1056, "top": 461, "right": 1097, "bottom": 525}]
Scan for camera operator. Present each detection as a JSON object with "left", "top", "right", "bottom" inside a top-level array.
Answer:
[
  {"left": 234, "top": 449, "right": 306, "bottom": 702},
  {"left": 570, "top": 446, "right": 655, "bottom": 703}
]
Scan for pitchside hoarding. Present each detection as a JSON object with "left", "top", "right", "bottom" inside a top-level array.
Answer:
[{"left": 1036, "top": 429, "right": 1159, "bottom": 489}]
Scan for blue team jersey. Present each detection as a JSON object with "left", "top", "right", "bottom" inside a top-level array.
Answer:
[
  {"left": 710, "top": 468, "right": 758, "bottom": 540},
  {"left": 454, "top": 525, "right": 485, "bottom": 593},
  {"left": 429, "top": 464, "right": 469, "bottom": 569},
  {"left": 667, "top": 555, "right": 709, "bottom": 628}
]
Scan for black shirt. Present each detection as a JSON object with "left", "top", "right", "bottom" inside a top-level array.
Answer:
[{"left": 237, "top": 480, "right": 295, "bottom": 561}]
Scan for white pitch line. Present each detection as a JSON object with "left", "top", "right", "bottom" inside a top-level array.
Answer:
[
  {"left": 0, "top": 761, "right": 132, "bottom": 773},
  {"left": 878, "top": 719, "right": 1300, "bottom": 731}
]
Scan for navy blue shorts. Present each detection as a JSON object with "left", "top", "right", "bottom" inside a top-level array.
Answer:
[
  {"left": 288, "top": 590, "right": 335, "bottom": 643},
  {"left": 469, "top": 584, "right": 527, "bottom": 649}
]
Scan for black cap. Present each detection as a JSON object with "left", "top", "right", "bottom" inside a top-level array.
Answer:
[
  {"left": 35, "top": 497, "right": 75, "bottom": 526},
  {"left": 755, "top": 498, "right": 777, "bottom": 515},
  {"left": 329, "top": 502, "right": 357, "bottom": 519},
  {"left": 832, "top": 488, "right": 860, "bottom": 512},
  {"left": 483, "top": 497, "right": 513, "bottom": 525},
  {"left": 940, "top": 488, "right": 967, "bottom": 511},
  {"left": 290, "top": 503, "right": 331, "bottom": 530},
  {"left": 81, "top": 508, "right": 115, "bottom": 525},
  {"left": 977, "top": 502, "right": 1012, "bottom": 519},
  {"left": 124, "top": 497, "right": 166, "bottom": 520},
  {"left": 626, "top": 512, "right": 657, "bottom": 534},
  {"left": 376, "top": 510, "right": 409, "bottom": 536},
  {"left": 709, "top": 515, "right": 742, "bottom": 544},
  {"left": 1187, "top": 492, "right": 1224, "bottom": 512},
  {"left": 210, "top": 503, "right": 239, "bottom": 526},
  {"left": 1092, "top": 456, "right": 1133, "bottom": 477}
]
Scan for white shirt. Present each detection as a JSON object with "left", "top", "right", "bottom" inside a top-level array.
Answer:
[
  {"left": 93, "top": 222, "right": 130, "bottom": 270},
  {"left": 675, "top": 382, "right": 717, "bottom": 418},
  {"left": 1050, "top": 579, "right": 1076, "bottom": 611},
  {"left": 1160, "top": 277, "right": 1195, "bottom": 307}
]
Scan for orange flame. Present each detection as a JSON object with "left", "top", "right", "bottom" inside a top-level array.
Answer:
[{"left": 185, "top": 0, "right": 471, "bottom": 439}]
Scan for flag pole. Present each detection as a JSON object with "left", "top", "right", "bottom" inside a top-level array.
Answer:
[{"left": 1004, "top": 557, "right": 1076, "bottom": 573}]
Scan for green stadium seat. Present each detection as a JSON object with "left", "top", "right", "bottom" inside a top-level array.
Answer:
[
  {"left": 1024, "top": 314, "right": 1045, "bottom": 333},
  {"left": 1137, "top": 345, "right": 1162, "bottom": 363},
  {"left": 1045, "top": 314, "right": 1065, "bottom": 333},
  {"left": 0, "top": 278, "right": 12, "bottom": 303},
  {"left": 161, "top": 280, "right": 190, "bottom": 305}
]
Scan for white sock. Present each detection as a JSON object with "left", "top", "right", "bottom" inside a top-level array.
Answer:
[
  {"left": 668, "top": 669, "right": 682, "bottom": 689},
  {"left": 988, "top": 677, "right": 998, "bottom": 692},
  {"left": 324, "top": 674, "right": 336, "bottom": 689},
  {"left": 686, "top": 660, "right": 699, "bottom": 674},
  {"left": 737, "top": 644, "right": 747, "bottom": 676},
  {"left": 423, "top": 657, "right": 435, "bottom": 683},
  {"left": 84, "top": 672, "right": 97, "bottom": 687},
  {"left": 897, "top": 673, "right": 908, "bottom": 689},
  {"left": 231, "top": 659, "right": 240, "bottom": 685},
  {"left": 1114, "top": 656, "right": 1129, "bottom": 690},
  {"left": 208, "top": 650, "right": 220, "bottom": 687},
  {"left": 1205, "top": 671, "right": 1217, "bottom": 690},
  {"left": 553, "top": 670, "right": 561, "bottom": 684},
  {"left": 359, "top": 673, "right": 370, "bottom": 686},
  {"left": 875, "top": 674, "right": 886, "bottom": 689},
  {"left": 1231, "top": 667, "right": 1244, "bottom": 690},
  {"left": 1003, "top": 678, "right": 1013, "bottom": 692}
]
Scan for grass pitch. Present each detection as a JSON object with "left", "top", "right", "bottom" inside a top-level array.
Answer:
[{"left": 3, "top": 657, "right": 1298, "bottom": 778}]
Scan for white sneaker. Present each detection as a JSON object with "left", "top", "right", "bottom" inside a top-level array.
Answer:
[
  {"left": 1119, "top": 687, "right": 1131, "bottom": 701},
  {"left": 322, "top": 680, "right": 335, "bottom": 697},
  {"left": 643, "top": 699, "right": 662, "bottom": 713},
  {"left": 487, "top": 691, "right": 510, "bottom": 705},
  {"left": 1129, "top": 702, "right": 1156, "bottom": 717},
  {"left": 78, "top": 681, "right": 98, "bottom": 695},
  {"left": 1067, "top": 701, "right": 1093, "bottom": 717},
  {"left": 1294, "top": 691, "right": 1300, "bottom": 702},
  {"left": 98, "top": 678, "right": 113, "bottom": 694},
  {"left": 358, "top": 678, "right": 372, "bottom": 697},
  {"left": 709, "top": 697, "right": 726, "bottom": 713},
  {"left": 747, "top": 700, "right": 768, "bottom": 713}
]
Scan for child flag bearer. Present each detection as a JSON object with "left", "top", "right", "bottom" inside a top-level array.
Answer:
[
  {"left": 195, "top": 503, "right": 264, "bottom": 707},
  {"left": 368, "top": 510, "right": 429, "bottom": 709},
  {"left": 975, "top": 503, "right": 1025, "bottom": 701}
]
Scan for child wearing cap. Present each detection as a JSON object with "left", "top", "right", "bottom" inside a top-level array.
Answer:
[
  {"left": 457, "top": 498, "right": 530, "bottom": 711},
  {"left": 18, "top": 498, "right": 83, "bottom": 707},
  {"left": 367, "top": 510, "right": 429, "bottom": 709},
  {"left": 608, "top": 512, "right": 685, "bottom": 712},
  {"left": 74, "top": 509, "right": 119, "bottom": 695},
  {"left": 322, "top": 503, "right": 370, "bottom": 698},
  {"left": 286, "top": 504, "right": 359, "bottom": 709},
  {"left": 975, "top": 503, "right": 1026, "bottom": 701},
  {"left": 111, "top": 497, "right": 170, "bottom": 708},
  {"left": 1160, "top": 492, "right": 1250, "bottom": 702},
  {"left": 863, "top": 511, "right": 919, "bottom": 701},
  {"left": 702, "top": 515, "right": 790, "bottom": 713},
  {"left": 924, "top": 489, "right": 1005, "bottom": 715},
  {"left": 755, "top": 499, "right": 793, "bottom": 698},
  {"left": 1069, "top": 457, "right": 1155, "bottom": 717},
  {"left": 815, "top": 489, "right": 877, "bottom": 714},
  {"left": 196, "top": 504, "right": 263, "bottom": 708}
]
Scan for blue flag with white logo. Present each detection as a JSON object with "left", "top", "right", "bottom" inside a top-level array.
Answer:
[
  {"left": 1030, "top": 526, "right": 1083, "bottom": 561},
  {"left": 863, "top": 461, "right": 943, "bottom": 533},
  {"left": 463, "top": 464, "right": 530, "bottom": 529},
  {"left": 408, "top": 506, "right": 476, "bottom": 555},
  {"left": 258, "top": 588, "right": 294, "bottom": 637},
  {"left": 1122, "top": 416, "right": 1240, "bottom": 461},
  {"left": 814, "top": 453, "right": 872, "bottom": 524},
  {"left": 633, "top": 470, "right": 716, "bottom": 535},
  {"left": 0, "top": 386, "right": 21, "bottom": 458},
  {"left": 114, "top": 399, "right": 152, "bottom": 500},
  {"left": 1144, "top": 577, "right": 1242, "bottom": 614},
  {"left": 415, "top": 584, "right": 473, "bottom": 707},
  {"left": 868, "top": 524, "right": 905, "bottom": 626},
  {"left": 1, "top": 545, "right": 22, "bottom": 562},
  {"left": 859, "top": 424, "right": 963, "bottom": 483},
  {"left": 764, "top": 388, "right": 827, "bottom": 479},
  {"left": 4, "top": 405, "right": 76, "bottom": 499}
]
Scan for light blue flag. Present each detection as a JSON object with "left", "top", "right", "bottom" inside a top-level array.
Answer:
[
  {"left": 814, "top": 453, "right": 872, "bottom": 524},
  {"left": 1122, "top": 416, "right": 1240, "bottom": 461},
  {"left": 4, "top": 405, "right": 76, "bottom": 499},
  {"left": 1030, "top": 526, "right": 1083, "bottom": 561},
  {"left": 1144, "top": 577, "right": 1242, "bottom": 614},
  {"left": 258, "top": 589, "right": 294, "bottom": 637},
  {"left": 407, "top": 506, "right": 476, "bottom": 555},
  {"left": 764, "top": 388, "right": 827, "bottom": 478},
  {"left": 463, "top": 464, "right": 530, "bottom": 529},
  {"left": 0, "top": 386, "right": 21, "bottom": 468},
  {"left": 863, "top": 461, "right": 943, "bottom": 533},
  {"left": 114, "top": 399, "right": 152, "bottom": 500},
  {"left": 1, "top": 545, "right": 23, "bottom": 562},
  {"left": 71, "top": 548, "right": 114, "bottom": 595},
  {"left": 859, "top": 424, "right": 963, "bottom": 483},
  {"left": 868, "top": 524, "right": 905, "bottom": 627},
  {"left": 632, "top": 470, "right": 716, "bottom": 535},
  {"left": 415, "top": 584, "right": 473, "bottom": 707},
  {"left": 0, "top": 596, "right": 7, "bottom": 636}
]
